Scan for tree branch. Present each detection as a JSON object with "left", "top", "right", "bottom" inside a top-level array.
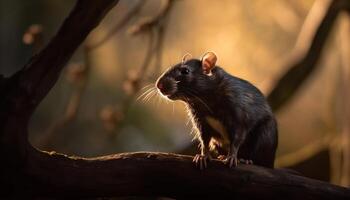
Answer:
[
  {"left": 87, "top": 0, "right": 146, "bottom": 50},
  {"left": 24, "top": 150, "right": 350, "bottom": 199},
  {"left": 267, "top": 0, "right": 350, "bottom": 111}
]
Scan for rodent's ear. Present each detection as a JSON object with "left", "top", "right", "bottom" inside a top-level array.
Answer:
[
  {"left": 182, "top": 53, "right": 192, "bottom": 64},
  {"left": 201, "top": 52, "right": 217, "bottom": 75}
]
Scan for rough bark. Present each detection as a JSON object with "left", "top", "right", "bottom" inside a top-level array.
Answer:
[
  {"left": 24, "top": 151, "right": 350, "bottom": 199},
  {"left": 0, "top": 0, "right": 349, "bottom": 199}
]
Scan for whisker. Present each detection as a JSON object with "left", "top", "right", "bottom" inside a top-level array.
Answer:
[
  {"left": 139, "top": 84, "right": 153, "bottom": 91},
  {"left": 137, "top": 89, "right": 153, "bottom": 102},
  {"left": 144, "top": 89, "right": 158, "bottom": 103},
  {"left": 137, "top": 84, "right": 153, "bottom": 95},
  {"left": 145, "top": 90, "right": 157, "bottom": 103},
  {"left": 137, "top": 87, "right": 155, "bottom": 101},
  {"left": 142, "top": 89, "right": 154, "bottom": 102},
  {"left": 142, "top": 89, "right": 156, "bottom": 102}
]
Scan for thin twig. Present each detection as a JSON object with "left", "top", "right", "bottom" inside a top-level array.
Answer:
[
  {"left": 100, "top": 1, "right": 175, "bottom": 133},
  {"left": 154, "top": 10, "right": 171, "bottom": 76},
  {"left": 139, "top": 30, "right": 156, "bottom": 76},
  {"left": 121, "top": 0, "right": 174, "bottom": 109},
  {"left": 87, "top": 0, "right": 146, "bottom": 50},
  {"left": 128, "top": 0, "right": 173, "bottom": 35}
]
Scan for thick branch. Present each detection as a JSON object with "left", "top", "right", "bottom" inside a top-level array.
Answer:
[{"left": 24, "top": 150, "right": 350, "bottom": 199}]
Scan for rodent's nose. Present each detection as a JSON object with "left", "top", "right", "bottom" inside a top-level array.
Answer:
[
  {"left": 156, "top": 77, "right": 176, "bottom": 96},
  {"left": 157, "top": 82, "right": 163, "bottom": 90}
]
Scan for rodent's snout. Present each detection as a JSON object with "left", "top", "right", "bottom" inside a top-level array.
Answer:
[
  {"left": 156, "top": 82, "right": 163, "bottom": 90},
  {"left": 156, "top": 77, "right": 177, "bottom": 97}
]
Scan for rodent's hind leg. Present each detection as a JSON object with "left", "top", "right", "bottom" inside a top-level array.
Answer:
[
  {"left": 224, "top": 130, "right": 246, "bottom": 168},
  {"left": 248, "top": 118, "right": 278, "bottom": 168},
  {"left": 224, "top": 142, "right": 239, "bottom": 168},
  {"left": 218, "top": 156, "right": 253, "bottom": 165}
]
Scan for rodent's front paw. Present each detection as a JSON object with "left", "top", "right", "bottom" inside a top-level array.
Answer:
[
  {"left": 193, "top": 154, "right": 211, "bottom": 170},
  {"left": 224, "top": 155, "right": 238, "bottom": 168}
]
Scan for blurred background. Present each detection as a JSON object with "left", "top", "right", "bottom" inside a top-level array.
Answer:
[{"left": 0, "top": 0, "right": 349, "bottom": 187}]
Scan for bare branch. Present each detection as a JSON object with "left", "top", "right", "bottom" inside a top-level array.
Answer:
[
  {"left": 22, "top": 150, "right": 350, "bottom": 199},
  {"left": 267, "top": 0, "right": 350, "bottom": 111},
  {"left": 128, "top": 0, "right": 173, "bottom": 35},
  {"left": 88, "top": 0, "right": 146, "bottom": 50},
  {"left": 115, "top": 0, "right": 175, "bottom": 126}
]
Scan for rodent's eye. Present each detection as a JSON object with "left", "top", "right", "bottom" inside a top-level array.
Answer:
[{"left": 180, "top": 68, "right": 190, "bottom": 75}]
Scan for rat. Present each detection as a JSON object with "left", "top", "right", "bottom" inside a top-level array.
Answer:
[{"left": 155, "top": 52, "right": 278, "bottom": 169}]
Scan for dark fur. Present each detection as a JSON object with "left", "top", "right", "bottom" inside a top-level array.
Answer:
[{"left": 156, "top": 59, "right": 278, "bottom": 168}]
